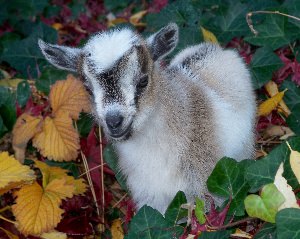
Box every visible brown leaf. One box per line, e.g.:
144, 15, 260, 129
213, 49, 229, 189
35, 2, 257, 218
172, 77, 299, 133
50, 74, 91, 120
12, 113, 43, 162
32, 113, 80, 161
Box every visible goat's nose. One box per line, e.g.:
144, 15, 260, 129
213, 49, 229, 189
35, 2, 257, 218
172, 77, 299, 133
106, 112, 124, 131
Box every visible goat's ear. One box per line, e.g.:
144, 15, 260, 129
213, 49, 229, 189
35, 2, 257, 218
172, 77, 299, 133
146, 23, 178, 61
38, 39, 81, 72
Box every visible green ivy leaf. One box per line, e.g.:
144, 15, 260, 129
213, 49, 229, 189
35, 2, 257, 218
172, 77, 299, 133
44, 160, 80, 178
198, 230, 232, 239
207, 157, 253, 216
244, 13, 297, 50
254, 223, 276, 239
195, 197, 206, 224
280, 79, 300, 112
246, 137, 300, 192
244, 183, 285, 223
0, 86, 16, 131
164, 191, 187, 225
286, 106, 300, 136
16, 80, 31, 107
276, 208, 300, 239
77, 113, 94, 138
104, 0, 133, 11
1, 22, 57, 78
250, 47, 283, 89
0, 115, 8, 138
103, 144, 128, 190
125, 205, 183, 239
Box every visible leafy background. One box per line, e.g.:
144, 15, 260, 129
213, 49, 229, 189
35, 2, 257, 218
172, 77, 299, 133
0, 0, 300, 238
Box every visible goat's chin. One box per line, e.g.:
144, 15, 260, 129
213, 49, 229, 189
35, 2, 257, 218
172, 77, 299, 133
106, 123, 133, 142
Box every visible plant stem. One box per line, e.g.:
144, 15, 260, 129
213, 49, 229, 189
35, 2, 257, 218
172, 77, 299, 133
207, 217, 256, 230
0, 215, 17, 225
246, 10, 300, 36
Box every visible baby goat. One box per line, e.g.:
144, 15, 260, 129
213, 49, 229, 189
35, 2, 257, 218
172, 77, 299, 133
39, 23, 256, 213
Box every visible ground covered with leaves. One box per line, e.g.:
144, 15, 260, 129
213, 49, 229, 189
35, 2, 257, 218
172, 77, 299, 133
0, 0, 300, 238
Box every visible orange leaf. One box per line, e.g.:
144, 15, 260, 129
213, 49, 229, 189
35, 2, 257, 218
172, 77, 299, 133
34, 160, 87, 195
12, 179, 74, 236
12, 113, 43, 162
258, 89, 287, 117
264, 81, 291, 117
0, 152, 35, 195
50, 74, 91, 120
129, 10, 147, 27
32, 113, 80, 161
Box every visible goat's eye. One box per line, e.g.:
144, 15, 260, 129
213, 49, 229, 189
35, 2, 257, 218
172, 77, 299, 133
137, 75, 148, 88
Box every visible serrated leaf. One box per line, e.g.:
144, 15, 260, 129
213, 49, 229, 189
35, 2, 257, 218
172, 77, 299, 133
12, 113, 43, 162
195, 197, 206, 224
207, 158, 252, 216
111, 219, 124, 239
32, 113, 80, 161
34, 160, 86, 195
258, 89, 287, 116
286, 142, 300, 184
276, 208, 300, 239
0, 152, 35, 195
244, 183, 285, 223
274, 163, 299, 210
49, 75, 91, 120
12, 179, 74, 235
250, 47, 283, 89
200, 26, 218, 44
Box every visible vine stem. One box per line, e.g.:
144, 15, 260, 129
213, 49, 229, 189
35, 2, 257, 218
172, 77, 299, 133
0, 206, 10, 213
246, 10, 300, 36
207, 217, 256, 230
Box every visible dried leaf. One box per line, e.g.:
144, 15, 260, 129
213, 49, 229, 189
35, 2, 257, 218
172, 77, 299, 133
286, 142, 300, 184
111, 219, 124, 239
12, 179, 74, 236
34, 160, 87, 195
231, 228, 252, 239
50, 74, 91, 120
41, 231, 67, 239
200, 26, 219, 44
129, 10, 147, 27
12, 113, 43, 162
265, 81, 291, 117
32, 113, 80, 161
0, 227, 19, 239
274, 163, 299, 210
0, 152, 35, 195
263, 125, 293, 139
258, 89, 287, 116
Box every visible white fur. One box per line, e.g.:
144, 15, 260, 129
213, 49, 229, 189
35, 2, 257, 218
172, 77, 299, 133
84, 29, 138, 72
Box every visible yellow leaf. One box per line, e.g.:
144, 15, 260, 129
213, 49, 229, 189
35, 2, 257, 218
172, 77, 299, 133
0, 227, 19, 239
12, 113, 43, 162
12, 179, 74, 236
274, 163, 299, 210
230, 229, 252, 239
0, 79, 24, 89
129, 10, 147, 27
257, 89, 287, 117
287, 142, 300, 184
200, 26, 219, 44
41, 231, 67, 239
264, 81, 291, 117
0, 69, 11, 79
0, 152, 35, 195
108, 18, 128, 27
50, 74, 91, 120
34, 160, 87, 195
111, 219, 124, 239
32, 113, 80, 161
52, 23, 63, 30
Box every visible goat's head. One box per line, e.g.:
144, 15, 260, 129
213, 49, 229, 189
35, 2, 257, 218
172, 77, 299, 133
39, 23, 178, 140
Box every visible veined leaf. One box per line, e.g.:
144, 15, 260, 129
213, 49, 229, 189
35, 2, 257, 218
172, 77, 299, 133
276, 208, 300, 239
32, 113, 80, 162
0, 152, 35, 195
12, 179, 74, 236
50, 74, 91, 120
244, 183, 285, 223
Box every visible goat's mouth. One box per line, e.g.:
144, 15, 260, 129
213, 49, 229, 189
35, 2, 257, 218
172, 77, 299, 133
108, 121, 133, 140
